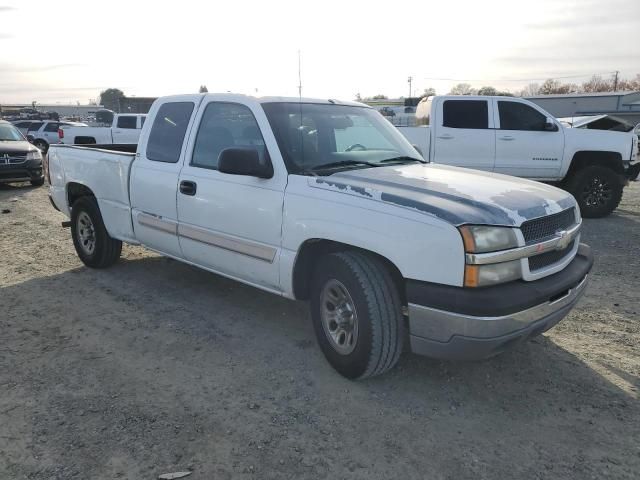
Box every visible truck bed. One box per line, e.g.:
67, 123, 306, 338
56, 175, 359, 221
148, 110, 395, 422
48, 144, 138, 243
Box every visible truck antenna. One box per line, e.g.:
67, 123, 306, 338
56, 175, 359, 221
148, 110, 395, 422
298, 50, 303, 99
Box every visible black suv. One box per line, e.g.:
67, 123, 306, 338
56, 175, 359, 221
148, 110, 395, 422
0, 120, 45, 187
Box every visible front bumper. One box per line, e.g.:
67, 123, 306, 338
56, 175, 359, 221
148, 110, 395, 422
0, 159, 44, 183
407, 244, 593, 360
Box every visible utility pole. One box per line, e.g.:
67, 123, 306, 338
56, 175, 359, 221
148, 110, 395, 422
407, 76, 413, 98
613, 70, 619, 92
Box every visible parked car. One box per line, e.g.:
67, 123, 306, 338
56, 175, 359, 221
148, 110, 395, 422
379, 106, 396, 117
0, 120, 44, 186
48, 93, 593, 379
12, 120, 38, 136
58, 113, 146, 145
398, 96, 639, 217
13, 120, 87, 153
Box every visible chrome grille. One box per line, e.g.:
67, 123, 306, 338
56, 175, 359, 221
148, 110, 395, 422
529, 240, 576, 271
0, 152, 28, 165
520, 208, 576, 244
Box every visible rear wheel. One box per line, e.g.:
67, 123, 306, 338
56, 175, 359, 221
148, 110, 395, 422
33, 139, 48, 153
566, 165, 623, 218
310, 251, 404, 379
71, 196, 122, 268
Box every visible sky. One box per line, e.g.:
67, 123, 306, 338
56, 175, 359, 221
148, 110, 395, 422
0, 0, 639, 105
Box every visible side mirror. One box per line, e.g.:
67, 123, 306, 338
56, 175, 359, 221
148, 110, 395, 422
26, 134, 35, 143
218, 147, 273, 179
544, 118, 559, 132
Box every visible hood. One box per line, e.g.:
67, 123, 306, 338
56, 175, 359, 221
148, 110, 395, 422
0, 140, 38, 153
310, 163, 576, 226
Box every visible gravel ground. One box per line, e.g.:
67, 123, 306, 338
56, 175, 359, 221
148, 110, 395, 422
1, 181, 639, 480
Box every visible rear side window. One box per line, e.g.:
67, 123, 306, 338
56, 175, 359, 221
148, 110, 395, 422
146, 102, 194, 163
498, 101, 547, 131
117, 116, 137, 129
27, 122, 44, 132
442, 100, 488, 129
44, 122, 59, 132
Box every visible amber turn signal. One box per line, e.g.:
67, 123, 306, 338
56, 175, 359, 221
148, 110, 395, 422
464, 265, 479, 288
459, 226, 476, 253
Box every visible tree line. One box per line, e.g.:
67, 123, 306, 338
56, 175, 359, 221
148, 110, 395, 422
361, 73, 640, 101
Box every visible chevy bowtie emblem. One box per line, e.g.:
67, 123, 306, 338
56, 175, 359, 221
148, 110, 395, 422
555, 230, 570, 250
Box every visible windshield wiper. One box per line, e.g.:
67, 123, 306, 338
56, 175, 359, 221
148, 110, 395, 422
378, 156, 427, 164
310, 160, 380, 172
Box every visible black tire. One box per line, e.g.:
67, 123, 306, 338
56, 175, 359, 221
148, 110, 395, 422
565, 165, 623, 218
33, 139, 49, 154
310, 251, 404, 379
30, 177, 45, 187
70, 196, 122, 268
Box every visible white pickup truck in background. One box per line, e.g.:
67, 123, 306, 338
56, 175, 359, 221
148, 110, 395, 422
48, 93, 593, 379
58, 113, 146, 145
398, 96, 639, 218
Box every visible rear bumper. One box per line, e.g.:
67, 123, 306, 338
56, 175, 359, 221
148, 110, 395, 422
407, 244, 593, 360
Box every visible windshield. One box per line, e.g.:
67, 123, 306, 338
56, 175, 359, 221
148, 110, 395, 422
262, 102, 424, 174
0, 123, 25, 141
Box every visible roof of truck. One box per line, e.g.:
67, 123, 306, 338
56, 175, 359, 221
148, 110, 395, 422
154, 93, 370, 108
257, 96, 367, 107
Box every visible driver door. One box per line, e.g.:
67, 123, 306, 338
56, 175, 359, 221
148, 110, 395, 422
493, 99, 564, 179
176, 96, 287, 291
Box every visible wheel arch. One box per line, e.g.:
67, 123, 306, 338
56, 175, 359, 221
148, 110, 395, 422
66, 182, 96, 209
566, 150, 625, 178
291, 238, 406, 305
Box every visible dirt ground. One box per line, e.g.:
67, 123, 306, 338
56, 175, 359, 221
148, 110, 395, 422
1, 180, 639, 480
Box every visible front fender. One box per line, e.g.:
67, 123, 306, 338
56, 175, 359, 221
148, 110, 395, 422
281, 182, 466, 296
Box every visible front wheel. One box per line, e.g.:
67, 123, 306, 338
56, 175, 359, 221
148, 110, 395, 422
70, 196, 122, 268
30, 177, 45, 187
310, 251, 404, 379
566, 165, 623, 218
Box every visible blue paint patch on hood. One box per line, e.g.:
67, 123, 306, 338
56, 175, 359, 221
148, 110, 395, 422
312, 164, 576, 226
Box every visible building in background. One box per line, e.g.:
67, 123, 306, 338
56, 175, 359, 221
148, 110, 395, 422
0, 103, 102, 120
117, 96, 157, 114
526, 91, 640, 127
361, 97, 421, 126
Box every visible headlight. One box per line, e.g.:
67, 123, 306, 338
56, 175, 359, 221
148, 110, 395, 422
459, 225, 521, 287
464, 260, 522, 288
26, 150, 42, 161
458, 225, 519, 253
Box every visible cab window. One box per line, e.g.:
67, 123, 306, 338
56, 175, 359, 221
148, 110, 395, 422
442, 100, 488, 129
498, 101, 547, 131
191, 102, 266, 170
117, 116, 137, 129
146, 102, 195, 163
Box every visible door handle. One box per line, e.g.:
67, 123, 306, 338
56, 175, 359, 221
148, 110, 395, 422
179, 180, 197, 196
437, 134, 453, 140
499, 136, 515, 141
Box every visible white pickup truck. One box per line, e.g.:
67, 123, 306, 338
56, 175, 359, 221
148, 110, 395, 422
48, 93, 593, 379
58, 113, 146, 145
398, 96, 639, 218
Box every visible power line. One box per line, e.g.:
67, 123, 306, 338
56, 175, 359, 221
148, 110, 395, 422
421, 71, 617, 83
